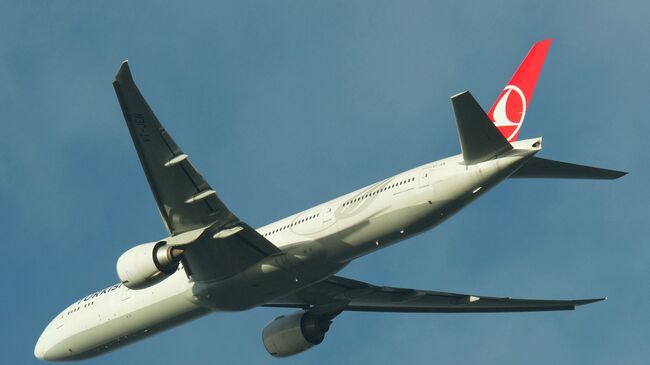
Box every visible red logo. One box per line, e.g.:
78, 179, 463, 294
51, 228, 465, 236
491, 85, 526, 141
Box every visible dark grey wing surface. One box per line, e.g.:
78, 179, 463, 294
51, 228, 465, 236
265, 276, 605, 313
113, 61, 281, 282
181, 221, 280, 282
113, 61, 237, 235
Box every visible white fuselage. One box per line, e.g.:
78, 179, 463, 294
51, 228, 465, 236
34, 138, 541, 361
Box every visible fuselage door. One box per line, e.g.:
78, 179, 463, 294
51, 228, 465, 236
322, 204, 336, 223
120, 285, 131, 302
419, 167, 433, 188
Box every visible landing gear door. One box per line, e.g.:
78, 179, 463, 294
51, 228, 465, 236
419, 167, 433, 188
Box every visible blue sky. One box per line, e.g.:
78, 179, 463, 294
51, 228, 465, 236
1, 1, 648, 364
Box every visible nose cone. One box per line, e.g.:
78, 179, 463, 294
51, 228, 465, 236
34, 333, 70, 362
34, 344, 44, 360
34, 330, 48, 361
34, 335, 67, 362
35, 318, 67, 362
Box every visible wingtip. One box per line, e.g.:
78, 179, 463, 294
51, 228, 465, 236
604, 170, 627, 179
450, 90, 470, 99
114, 59, 133, 83
574, 297, 607, 307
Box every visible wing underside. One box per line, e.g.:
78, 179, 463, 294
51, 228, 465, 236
265, 276, 604, 313
113, 61, 280, 282
181, 221, 280, 282
113, 61, 237, 235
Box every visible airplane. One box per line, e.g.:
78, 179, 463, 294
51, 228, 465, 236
35, 38, 626, 361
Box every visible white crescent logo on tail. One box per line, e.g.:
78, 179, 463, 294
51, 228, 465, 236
493, 85, 526, 141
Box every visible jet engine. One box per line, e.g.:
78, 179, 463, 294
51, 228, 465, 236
262, 310, 336, 357
116, 241, 183, 289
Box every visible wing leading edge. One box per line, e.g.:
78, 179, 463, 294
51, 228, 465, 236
265, 276, 605, 313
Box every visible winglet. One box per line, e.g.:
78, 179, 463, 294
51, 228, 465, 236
452, 91, 512, 164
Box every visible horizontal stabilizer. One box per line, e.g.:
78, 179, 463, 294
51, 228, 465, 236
452, 91, 513, 164
511, 157, 627, 179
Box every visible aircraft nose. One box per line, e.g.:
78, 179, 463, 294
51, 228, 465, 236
34, 327, 58, 361
34, 328, 75, 362
34, 338, 45, 360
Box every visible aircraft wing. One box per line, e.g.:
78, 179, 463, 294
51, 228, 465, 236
113, 60, 238, 235
265, 275, 604, 313
113, 61, 280, 282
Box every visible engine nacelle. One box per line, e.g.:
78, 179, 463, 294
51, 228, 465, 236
262, 310, 333, 357
116, 241, 182, 289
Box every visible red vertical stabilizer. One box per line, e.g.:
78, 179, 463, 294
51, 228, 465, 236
487, 39, 552, 142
